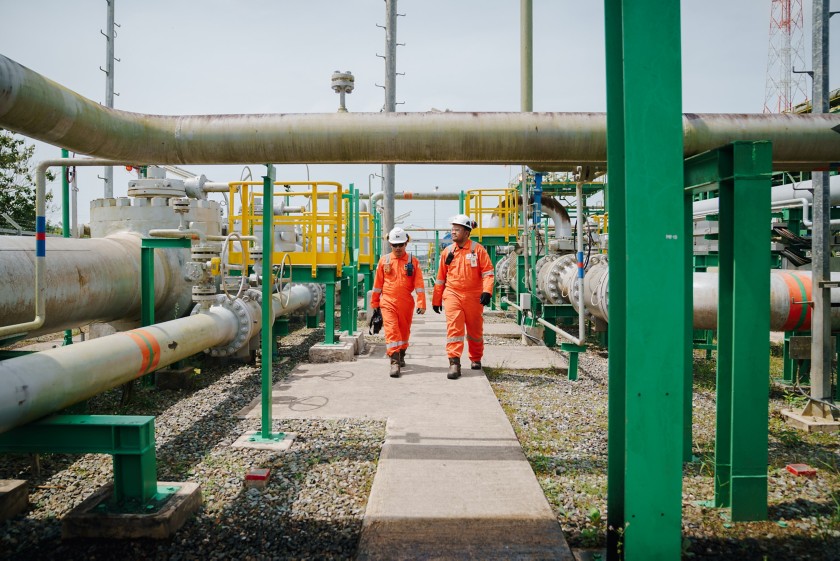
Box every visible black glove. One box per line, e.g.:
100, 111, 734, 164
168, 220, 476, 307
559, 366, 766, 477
432, 305, 441, 314
479, 292, 491, 306
416, 308, 425, 315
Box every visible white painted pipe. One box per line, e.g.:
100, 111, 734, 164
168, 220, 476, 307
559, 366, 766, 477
693, 174, 840, 220
552, 266, 840, 332
0, 232, 188, 338
0, 286, 312, 434
1, 55, 839, 169
0, 157, 141, 339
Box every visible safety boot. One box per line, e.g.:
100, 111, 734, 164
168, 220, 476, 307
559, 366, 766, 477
399, 348, 407, 368
447, 357, 461, 379
389, 354, 401, 378
470, 361, 482, 370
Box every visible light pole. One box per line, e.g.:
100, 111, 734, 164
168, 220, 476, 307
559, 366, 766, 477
433, 186, 439, 266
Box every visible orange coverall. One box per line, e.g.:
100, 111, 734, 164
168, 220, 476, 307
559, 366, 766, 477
432, 240, 495, 362
371, 252, 427, 356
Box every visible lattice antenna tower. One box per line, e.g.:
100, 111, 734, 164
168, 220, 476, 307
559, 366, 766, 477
764, 0, 809, 113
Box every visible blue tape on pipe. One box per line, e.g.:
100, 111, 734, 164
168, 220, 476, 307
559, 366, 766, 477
36, 215, 46, 257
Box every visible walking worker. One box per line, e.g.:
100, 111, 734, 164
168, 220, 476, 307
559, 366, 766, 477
371, 226, 427, 378
431, 214, 494, 379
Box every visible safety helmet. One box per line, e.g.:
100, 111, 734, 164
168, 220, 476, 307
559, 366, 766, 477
450, 214, 476, 230
388, 226, 409, 244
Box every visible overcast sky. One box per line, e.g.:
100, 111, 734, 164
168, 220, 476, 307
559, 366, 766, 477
0, 0, 837, 231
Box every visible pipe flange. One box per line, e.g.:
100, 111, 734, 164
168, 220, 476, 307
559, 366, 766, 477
303, 283, 324, 316
197, 295, 260, 357
192, 285, 217, 303
192, 243, 221, 261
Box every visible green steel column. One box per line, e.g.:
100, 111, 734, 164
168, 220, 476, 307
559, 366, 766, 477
604, 1, 627, 556
684, 189, 694, 462
728, 142, 771, 521
619, 1, 686, 558
714, 157, 734, 508
340, 268, 353, 333
260, 164, 276, 440
325, 282, 336, 344
141, 246, 155, 327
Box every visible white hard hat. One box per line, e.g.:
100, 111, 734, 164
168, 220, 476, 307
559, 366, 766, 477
388, 226, 409, 244
450, 214, 476, 230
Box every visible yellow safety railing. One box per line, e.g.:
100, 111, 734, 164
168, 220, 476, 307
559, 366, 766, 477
227, 181, 345, 278
592, 212, 608, 235
358, 212, 375, 267
464, 188, 519, 242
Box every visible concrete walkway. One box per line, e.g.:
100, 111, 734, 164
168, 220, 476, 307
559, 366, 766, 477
239, 310, 573, 560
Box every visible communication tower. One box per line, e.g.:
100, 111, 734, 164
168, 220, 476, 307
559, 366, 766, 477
763, 0, 809, 113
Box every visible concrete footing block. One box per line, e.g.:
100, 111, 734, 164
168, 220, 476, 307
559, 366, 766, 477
521, 326, 545, 346
339, 330, 366, 355
62, 481, 202, 540
309, 341, 355, 363
0, 479, 28, 522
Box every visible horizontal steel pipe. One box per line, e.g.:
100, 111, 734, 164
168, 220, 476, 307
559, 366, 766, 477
0, 232, 189, 338
0, 307, 239, 433
1, 55, 839, 170
547, 264, 840, 331
0, 288, 312, 434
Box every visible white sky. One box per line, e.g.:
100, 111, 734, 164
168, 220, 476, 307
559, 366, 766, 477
0, 0, 837, 231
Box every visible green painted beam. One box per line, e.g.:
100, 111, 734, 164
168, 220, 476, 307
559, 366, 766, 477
0, 415, 158, 503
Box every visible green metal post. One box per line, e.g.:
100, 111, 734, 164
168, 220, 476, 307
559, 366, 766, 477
610, 1, 686, 558
61, 149, 73, 346
141, 246, 156, 328
728, 142, 771, 521
684, 189, 694, 462
714, 159, 734, 509
604, 1, 627, 555
325, 282, 336, 344
260, 164, 277, 441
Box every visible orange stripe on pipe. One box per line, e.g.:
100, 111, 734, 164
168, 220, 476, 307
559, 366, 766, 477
135, 328, 162, 372
779, 271, 811, 332
403, 191, 413, 199
125, 332, 151, 376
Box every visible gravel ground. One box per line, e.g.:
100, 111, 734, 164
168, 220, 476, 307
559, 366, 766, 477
1, 322, 385, 560
3, 313, 840, 560
486, 338, 840, 561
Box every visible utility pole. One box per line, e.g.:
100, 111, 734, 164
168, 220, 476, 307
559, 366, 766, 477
381, 0, 400, 256
809, 0, 832, 405
101, 0, 117, 198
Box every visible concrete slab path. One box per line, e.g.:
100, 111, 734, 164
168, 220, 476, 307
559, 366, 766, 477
239, 310, 573, 560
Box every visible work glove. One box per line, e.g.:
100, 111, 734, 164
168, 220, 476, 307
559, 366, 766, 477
479, 292, 492, 306
416, 308, 425, 315
432, 305, 441, 314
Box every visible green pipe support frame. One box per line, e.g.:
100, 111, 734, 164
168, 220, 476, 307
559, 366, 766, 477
0, 415, 173, 508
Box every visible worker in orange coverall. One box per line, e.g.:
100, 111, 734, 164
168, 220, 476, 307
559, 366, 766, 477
431, 214, 495, 379
371, 226, 427, 378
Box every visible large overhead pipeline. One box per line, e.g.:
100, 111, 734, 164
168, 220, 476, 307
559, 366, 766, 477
1, 55, 839, 170
0, 285, 315, 435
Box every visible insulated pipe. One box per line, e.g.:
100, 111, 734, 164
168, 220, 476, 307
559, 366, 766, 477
0, 287, 311, 434
369, 191, 462, 202
0, 232, 188, 338
550, 265, 840, 331
0, 157, 135, 339
1, 55, 839, 170
693, 174, 840, 220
